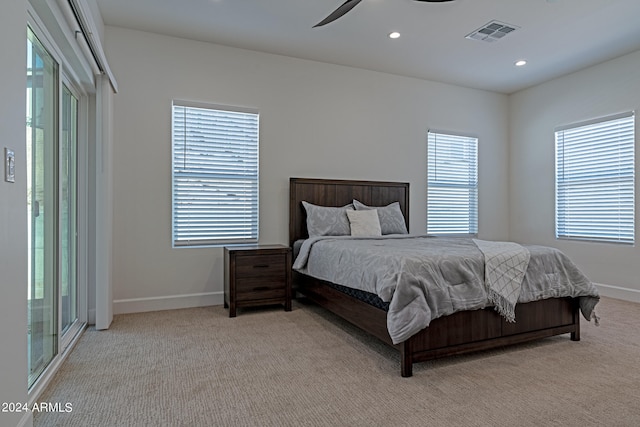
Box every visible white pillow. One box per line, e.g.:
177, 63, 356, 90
346, 209, 382, 237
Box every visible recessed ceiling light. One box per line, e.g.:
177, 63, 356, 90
388, 32, 401, 39
515, 60, 527, 67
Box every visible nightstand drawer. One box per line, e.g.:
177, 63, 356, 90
236, 281, 286, 302
236, 276, 286, 293
235, 254, 286, 278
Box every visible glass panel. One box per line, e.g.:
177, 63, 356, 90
555, 113, 635, 244
172, 103, 259, 246
427, 131, 478, 235
60, 85, 78, 335
27, 28, 58, 388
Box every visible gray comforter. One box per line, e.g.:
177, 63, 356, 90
293, 235, 600, 344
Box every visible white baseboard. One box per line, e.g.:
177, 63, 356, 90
113, 292, 223, 315
107, 284, 638, 317
594, 283, 640, 303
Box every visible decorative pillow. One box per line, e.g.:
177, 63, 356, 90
302, 201, 354, 237
346, 209, 382, 237
353, 200, 408, 235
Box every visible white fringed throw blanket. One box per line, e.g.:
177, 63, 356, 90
473, 239, 531, 322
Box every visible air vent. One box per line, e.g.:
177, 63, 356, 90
465, 20, 519, 43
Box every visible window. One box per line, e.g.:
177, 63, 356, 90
172, 101, 259, 246
427, 130, 478, 235
555, 112, 635, 244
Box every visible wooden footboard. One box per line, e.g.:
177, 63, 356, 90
297, 273, 580, 377
399, 297, 580, 377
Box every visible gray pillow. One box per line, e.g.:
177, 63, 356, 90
353, 200, 408, 234
302, 201, 354, 237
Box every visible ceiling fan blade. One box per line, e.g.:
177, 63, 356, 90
314, 0, 363, 28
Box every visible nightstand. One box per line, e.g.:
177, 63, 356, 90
223, 244, 292, 317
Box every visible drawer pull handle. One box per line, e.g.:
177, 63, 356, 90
253, 264, 270, 269
253, 286, 270, 291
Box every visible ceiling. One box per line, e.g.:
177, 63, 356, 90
95, 0, 640, 94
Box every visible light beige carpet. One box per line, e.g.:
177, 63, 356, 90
35, 296, 640, 427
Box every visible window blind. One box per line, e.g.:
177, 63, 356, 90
555, 112, 635, 244
172, 102, 259, 246
427, 131, 478, 235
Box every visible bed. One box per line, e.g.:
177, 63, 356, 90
289, 177, 600, 377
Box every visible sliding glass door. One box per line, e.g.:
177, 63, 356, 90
27, 27, 58, 388
27, 27, 82, 389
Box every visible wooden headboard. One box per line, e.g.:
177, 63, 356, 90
289, 178, 410, 246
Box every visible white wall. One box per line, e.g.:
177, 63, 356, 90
103, 27, 510, 313
0, 1, 31, 426
509, 49, 640, 302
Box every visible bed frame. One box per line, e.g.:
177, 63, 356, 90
289, 177, 581, 377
